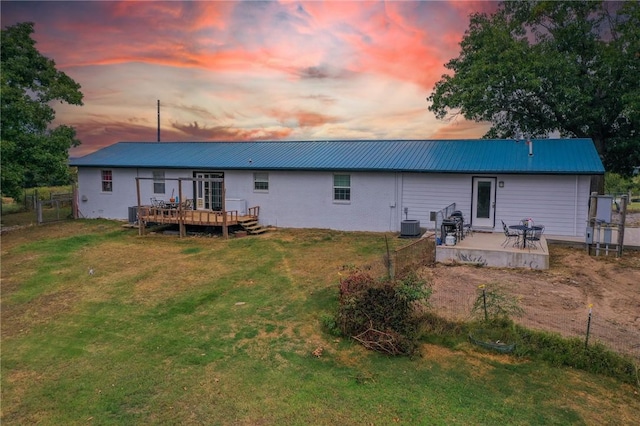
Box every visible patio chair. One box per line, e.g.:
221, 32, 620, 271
521, 218, 534, 228
526, 225, 545, 252
181, 198, 194, 210
501, 220, 520, 247
463, 223, 473, 237
150, 197, 166, 213
450, 211, 465, 241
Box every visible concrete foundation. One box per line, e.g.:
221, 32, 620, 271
435, 232, 549, 270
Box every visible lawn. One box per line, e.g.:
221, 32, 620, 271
1, 220, 639, 425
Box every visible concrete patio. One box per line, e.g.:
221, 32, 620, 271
435, 231, 549, 269
433, 221, 639, 270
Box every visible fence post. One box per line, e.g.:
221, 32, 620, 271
384, 235, 392, 280
617, 195, 627, 258
585, 304, 593, 349
482, 287, 488, 321
37, 200, 43, 224
587, 192, 598, 255
72, 184, 78, 219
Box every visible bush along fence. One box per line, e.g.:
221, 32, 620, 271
329, 268, 638, 384
332, 268, 432, 356
429, 282, 640, 364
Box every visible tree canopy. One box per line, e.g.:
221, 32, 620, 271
1, 22, 83, 199
428, 1, 639, 175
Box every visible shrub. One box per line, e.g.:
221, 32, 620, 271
514, 326, 638, 385
319, 313, 341, 337
471, 283, 524, 322
335, 270, 431, 356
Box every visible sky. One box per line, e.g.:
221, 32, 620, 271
1, 0, 498, 156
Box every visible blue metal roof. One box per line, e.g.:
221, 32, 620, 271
69, 139, 604, 174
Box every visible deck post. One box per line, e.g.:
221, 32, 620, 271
136, 178, 144, 236
178, 179, 185, 237
222, 186, 228, 239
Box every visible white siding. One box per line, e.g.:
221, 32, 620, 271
400, 173, 591, 237
77, 168, 400, 232
228, 170, 399, 232
401, 173, 473, 229
76, 166, 592, 237
76, 168, 194, 219
495, 174, 590, 237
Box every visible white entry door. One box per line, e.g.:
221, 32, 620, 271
471, 177, 496, 228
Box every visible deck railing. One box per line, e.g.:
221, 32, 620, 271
137, 205, 259, 228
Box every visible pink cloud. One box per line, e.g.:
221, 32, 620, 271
3, 0, 500, 156
268, 108, 339, 128
170, 121, 294, 141
19, 1, 479, 90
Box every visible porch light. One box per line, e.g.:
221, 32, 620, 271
499, 181, 504, 188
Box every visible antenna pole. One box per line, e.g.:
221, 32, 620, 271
157, 100, 160, 142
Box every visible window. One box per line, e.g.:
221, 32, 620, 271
153, 171, 165, 194
254, 172, 269, 191
333, 174, 350, 201
101, 170, 113, 192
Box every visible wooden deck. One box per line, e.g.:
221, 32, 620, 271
137, 205, 260, 238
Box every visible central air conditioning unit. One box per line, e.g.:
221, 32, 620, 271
400, 220, 421, 237
128, 206, 138, 224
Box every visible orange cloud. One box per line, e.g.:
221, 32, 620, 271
3, 0, 501, 156
429, 119, 491, 139
268, 108, 339, 129
170, 121, 294, 142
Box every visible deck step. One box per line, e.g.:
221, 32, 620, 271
248, 227, 269, 234
239, 219, 269, 235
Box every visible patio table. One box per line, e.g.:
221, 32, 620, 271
509, 225, 529, 248
509, 225, 543, 249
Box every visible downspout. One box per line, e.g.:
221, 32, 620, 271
398, 173, 404, 232
389, 173, 396, 231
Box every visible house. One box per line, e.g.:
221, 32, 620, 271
69, 139, 604, 237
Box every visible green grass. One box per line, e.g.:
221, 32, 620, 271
22, 185, 73, 201
1, 202, 26, 214
2, 221, 639, 425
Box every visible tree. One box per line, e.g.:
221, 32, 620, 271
1, 22, 83, 199
428, 1, 639, 177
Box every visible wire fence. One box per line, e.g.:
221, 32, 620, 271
394, 234, 436, 277
383, 237, 640, 361
429, 283, 640, 361
36, 198, 73, 224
